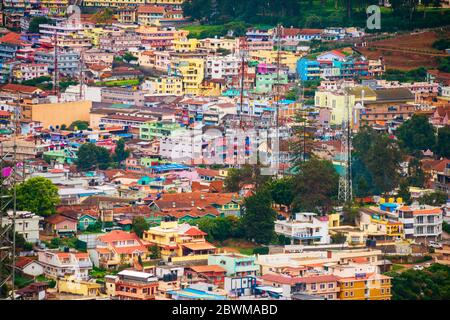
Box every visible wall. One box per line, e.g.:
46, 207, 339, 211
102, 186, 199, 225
31, 100, 92, 129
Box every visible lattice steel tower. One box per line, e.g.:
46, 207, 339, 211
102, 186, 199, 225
338, 94, 352, 204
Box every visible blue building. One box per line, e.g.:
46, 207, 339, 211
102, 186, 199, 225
297, 58, 321, 81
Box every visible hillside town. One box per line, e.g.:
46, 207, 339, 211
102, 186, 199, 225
0, 0, 450, 301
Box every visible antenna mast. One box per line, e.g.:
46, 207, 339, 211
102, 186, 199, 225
338, 94, 352, 204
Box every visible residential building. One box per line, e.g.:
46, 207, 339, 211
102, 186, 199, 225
185, 265, 227, 286
151, 75, 183, 95
208, 253, 259, 277
34, 49, 80, 77
44, 214, 78, 237
255, 72, 289, 94
171, 58, 205, 95
12, 63, 49, 82
139, 121, 181, 140
143, 220, 218, 264
114, 270, 159, 300
89, 230, 149, 269
274, 212, 330, 245
15, 257, 44, 277
337, 272, 391, 300
37, 251, 93, 280
137, 5, 165, 26
57, 278, 103, 297
1, 210, 43, 243
99, 31, 141, 53
397, 205, 443, 241
205, 55, 240, 80
101, 87, 145, 107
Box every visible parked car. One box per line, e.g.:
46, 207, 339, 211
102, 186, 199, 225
413, 265, 424, 271
429, 241, 442, 249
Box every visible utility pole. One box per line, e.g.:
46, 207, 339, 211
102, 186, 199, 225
53, 32, 59, 102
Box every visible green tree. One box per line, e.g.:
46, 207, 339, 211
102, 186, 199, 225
353, 127, 403, 195
69, 120, 89, 131
149, 245, 161, 259
407, 157, 425, 187
396, 115, 436, 154
418, 191, 447, 206
331, 232, 347, 244
28, 16, 53, 33
397, 179, 412, 205
266, 177, 294, 211
132, 216, 149, 238
76, 143, 111, 171
241, 188, 276, 244
112, 138, 130, 165
14, 177, 60, 216
122, 52, 138, 64
292, 158, 339, 215
434, 126, 450, 158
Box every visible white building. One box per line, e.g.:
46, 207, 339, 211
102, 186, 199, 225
274, 212, 330, 245
37, 250, 93, 280
205, 55, 240, 80
1, 210, 43, 243
396, 205, 443, 241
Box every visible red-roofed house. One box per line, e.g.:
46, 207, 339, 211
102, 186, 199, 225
137, 5, 166, 25
37, 250, 93, 280
44, 214, 78, 237
185, 264, 227, 286
15, 257, 44, 277
89, 230, 149, 269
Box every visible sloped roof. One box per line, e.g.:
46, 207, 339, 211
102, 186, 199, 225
374, 88, 414, 101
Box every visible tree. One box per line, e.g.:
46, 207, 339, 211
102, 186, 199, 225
76, 143, 111, 171
407, 157, 425, 188
150, 245, 161, 259
112, 138, 130, 165
331, 233, 347, 244
396, 115, 436, 154
397, 179, 412, 205
292, 158, 339, 215
132, 216, 149, 238
387, 264, 450, 300
353, 127, 403, 195
342, 205, 359, 226
241, 188, 276, 244
69, 120, 89, 131
266, 177, 294, 211
418, 191, 447, 206
224, 165, 269, 192
434, 126, 450, 158
14, 177, 60, 216
290, 109, 317, 168
122, 52, 138, 64
28, 16, 53, 33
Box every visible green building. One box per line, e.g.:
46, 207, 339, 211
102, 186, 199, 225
139, 122, 181, 140
255, 72, 288, 94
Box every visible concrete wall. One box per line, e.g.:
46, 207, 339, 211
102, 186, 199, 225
31, 100, 92, 129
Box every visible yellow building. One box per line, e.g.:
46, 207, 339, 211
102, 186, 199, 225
338, 274, 391, 300
250, 50, 302, 73
26, 100, 92, 129
57, 277, 103, 297
172, 58, 205, 96
314, 86, 377, 126
152, 75, 183, 96
173, 38, 200, 53
83, 28, 106, 47
143, 221, 217, 263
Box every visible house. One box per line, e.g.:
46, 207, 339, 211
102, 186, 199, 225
397, 205, 443, 242
274, 212, 330, 245
78, 213, 98, 231
258, 273, 340, 300
337, 272, 391, 300
16, 282, 49, 300
207, 253, 259, 277
1, 210, 43, 243
185, 265, 227, 286
37, 251, 93, 280
143, 220, 217, 264
44, 214, 78, 237
114, 270, 159, 300
15, 257, 44, 277
57, 277, 103, 297
89, 230, 149, 269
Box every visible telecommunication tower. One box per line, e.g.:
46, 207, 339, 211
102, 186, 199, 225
338, 94, 352, 204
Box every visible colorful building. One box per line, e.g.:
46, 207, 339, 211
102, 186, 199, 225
143, 220, 218, 263
207, 253, 259, 277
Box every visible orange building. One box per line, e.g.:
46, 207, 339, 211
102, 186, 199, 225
115, 270, 159, 300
